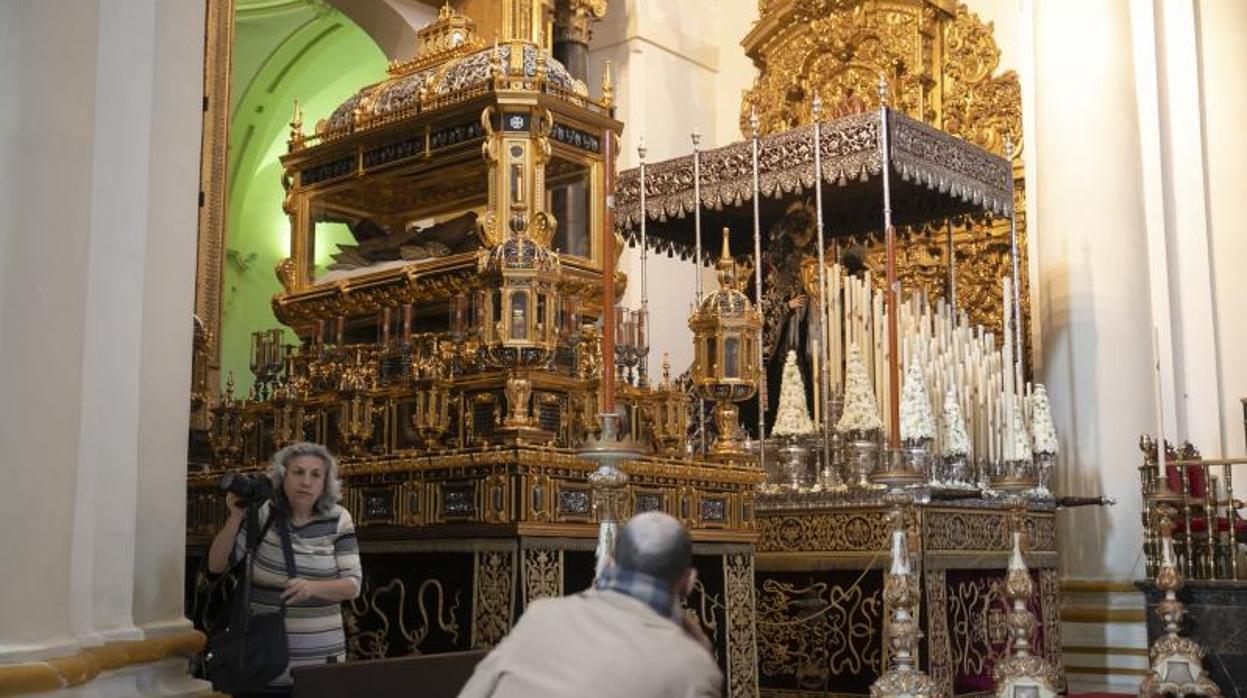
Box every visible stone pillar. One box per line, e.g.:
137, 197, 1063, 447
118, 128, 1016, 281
0, 0, 207, 694
1030, 0, 1151, 582
552, 0, 604, 81
1026, 0, 1153, 691
1199, 1, 1247, 452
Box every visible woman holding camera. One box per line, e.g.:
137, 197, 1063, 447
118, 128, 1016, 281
207, 442, 363, 697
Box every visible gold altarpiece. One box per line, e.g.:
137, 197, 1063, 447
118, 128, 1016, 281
741, 0, 1029, 366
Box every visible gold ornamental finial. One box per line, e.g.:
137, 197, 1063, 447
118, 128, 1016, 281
715, 227, 738, 291
661, 352, 672, 387
288, 99, 305, 151
489, 34, 502, 81
601, 60, 614, 108
535, 49, 548, 83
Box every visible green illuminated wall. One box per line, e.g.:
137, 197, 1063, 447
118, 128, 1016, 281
221, 6, 385, 392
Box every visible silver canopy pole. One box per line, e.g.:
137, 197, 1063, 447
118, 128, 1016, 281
812, 94, 832, 476
692, 129, 703, 303
1005, 137, 1022, 377
638, 138, 649, 387
751, 108, 767, 472
692, 129, 706, 456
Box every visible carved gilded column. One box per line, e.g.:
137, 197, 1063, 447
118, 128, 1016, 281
472, 548, 517, 649
521, 546, 564, 604
724, 552, 760, 698
193, 0, 234, 425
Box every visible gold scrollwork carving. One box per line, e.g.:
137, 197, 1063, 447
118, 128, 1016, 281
924, 569, 955, 697
758, 511, 892, 553
345, 577, 461, 660
685, 578, 724, 651
194, 0, 234, 384
946, 573, 1046, 680
756, 577, 883, 689
472, 550, 515, 649
1038, 569, 1066, 690
924, 511, 1057, 553
522, 547, 563, 603
725, 553, 760, 698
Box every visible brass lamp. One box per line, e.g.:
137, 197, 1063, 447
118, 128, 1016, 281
688, 228, 761, 464
475, 232, 563, 369
650, 354, 690, 457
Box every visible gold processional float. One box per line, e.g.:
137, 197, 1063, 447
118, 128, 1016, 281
187, 2, 1113, 696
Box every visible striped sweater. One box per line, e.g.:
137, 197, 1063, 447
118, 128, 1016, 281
232, 501, 363, 686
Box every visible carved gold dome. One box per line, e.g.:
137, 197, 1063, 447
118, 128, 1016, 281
321, 43, 587, 135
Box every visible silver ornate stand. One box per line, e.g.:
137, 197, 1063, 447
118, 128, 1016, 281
993, 507, 1061, 698
871, 489, 935, 698
1031, 451, 1056, 500
778, 437, 812, 489
1138, 500, 1222, 698
846, 434, 883, 490
939, 453, 976, 490
579, 412, 646, 578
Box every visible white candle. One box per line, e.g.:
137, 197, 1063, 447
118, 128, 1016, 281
812, 338, 821, 426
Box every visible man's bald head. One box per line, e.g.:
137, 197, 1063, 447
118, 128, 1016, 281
614, 512, 693, 586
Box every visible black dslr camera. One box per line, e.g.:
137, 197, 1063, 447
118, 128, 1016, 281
217, 473, 273, 509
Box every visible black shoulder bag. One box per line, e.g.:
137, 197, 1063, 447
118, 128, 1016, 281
195, 507, 300, 694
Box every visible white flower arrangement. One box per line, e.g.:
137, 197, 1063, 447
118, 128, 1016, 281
772, 350, 816, 437
940, 386, 970, 458
1030, 384, 1058, 456
899, 360, 936, 443
835, 344, 883, 434
1010, 394, 1032, 461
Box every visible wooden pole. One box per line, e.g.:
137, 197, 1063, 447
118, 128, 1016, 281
602, 127, 617, 414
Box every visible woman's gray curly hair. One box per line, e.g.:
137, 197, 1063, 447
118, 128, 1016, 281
267, 442, 342, 517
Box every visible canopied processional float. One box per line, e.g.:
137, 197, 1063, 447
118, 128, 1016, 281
187, 3, 1102, 696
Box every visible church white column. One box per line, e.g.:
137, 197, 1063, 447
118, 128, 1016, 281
70, 0, 160, 644
1198, 0, 1247, 454
1027, 1, 1155, 689
1029, 0, 1152, 580
0, 0, 101, 661
0, 2, 207, 694
131, 0, 210, 636
1132, 0, 1224, 455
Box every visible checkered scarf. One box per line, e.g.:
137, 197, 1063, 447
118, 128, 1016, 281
594, 567, 675, 620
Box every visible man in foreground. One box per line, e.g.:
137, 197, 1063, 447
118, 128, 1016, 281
458, 511, 722, 698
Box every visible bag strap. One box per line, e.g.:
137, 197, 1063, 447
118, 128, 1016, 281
193, 508, 279, 632
275, 514, 299, 613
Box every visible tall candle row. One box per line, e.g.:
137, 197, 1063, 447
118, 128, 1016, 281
805, 259, 1041, 470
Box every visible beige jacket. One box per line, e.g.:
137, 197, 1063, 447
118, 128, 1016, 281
458, 589, 723, 698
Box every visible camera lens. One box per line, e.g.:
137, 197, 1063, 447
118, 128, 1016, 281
217, 473, 238, 492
